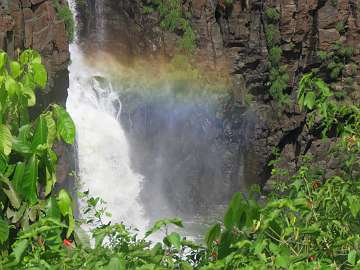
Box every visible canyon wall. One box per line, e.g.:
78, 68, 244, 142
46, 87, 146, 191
77, 0, 360, 191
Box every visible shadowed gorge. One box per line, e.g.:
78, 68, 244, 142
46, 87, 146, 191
67, 0, 258, 238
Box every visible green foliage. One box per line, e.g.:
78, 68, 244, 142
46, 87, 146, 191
264, 7, 290, 105
317, 42, 355, 81
265, 24, 281, 48
265, 7, 280, 22
144, 0, 196, 53
336, 21, 345, 34
269, 46, 282, 65
52, 0, 75, 42
0, 50, 76, 259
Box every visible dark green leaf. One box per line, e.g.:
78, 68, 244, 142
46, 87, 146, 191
31, 115, 48, 150
205, 223, 221, 249
0, 217, 9, 244
22, 155, 39, 205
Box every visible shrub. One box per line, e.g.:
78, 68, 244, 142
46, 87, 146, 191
265, 7, 280, 22
53, 0, 75, 42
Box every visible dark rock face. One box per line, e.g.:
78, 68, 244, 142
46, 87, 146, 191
77, 0, 360, 189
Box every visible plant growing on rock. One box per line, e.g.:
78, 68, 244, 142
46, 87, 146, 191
143, 0, 196, 53
264, 6, 290, 106
52, 0, 75, 42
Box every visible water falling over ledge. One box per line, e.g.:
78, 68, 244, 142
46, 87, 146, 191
66, 44, 148, 232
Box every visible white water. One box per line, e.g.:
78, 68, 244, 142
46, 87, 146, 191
66, 1, 148, 231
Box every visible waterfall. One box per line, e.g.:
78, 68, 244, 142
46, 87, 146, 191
66, 1, 148, 231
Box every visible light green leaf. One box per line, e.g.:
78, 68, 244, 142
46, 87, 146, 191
32, 63, 47, 89
180, 262, 193, 270
57, 189, 72, 217
348, 195, 360, 218
304, 91, 316, 110
44, 113, 56, 146
11, 239, 29, 264
0, 52, 7, 69
0, 124, 12, 156
53, 105, 75, 144
348, 250, 357, 266
12, 138, 32, 154
0, 217, 9, 244
5, 76, 18, 96
164, 232, 181, 250
66, 210, 75, 239
145, 218, 183, 238
22, 86, 36, 107
10, 61, 21, 78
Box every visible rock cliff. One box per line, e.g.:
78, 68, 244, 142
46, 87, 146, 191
76, 0, 360, 191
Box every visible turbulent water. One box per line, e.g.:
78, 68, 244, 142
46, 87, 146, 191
66, 0, 148, 231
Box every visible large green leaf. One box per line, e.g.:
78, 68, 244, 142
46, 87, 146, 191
348, 195, 360, 218
22, 85, 36, 107
31, 115, 48, 150
10, 61, 21, 79
5, 76, 18, 96
2, 239, 29, 268
57, 189, 72, 216
1, 176, 21, 209
53, 105, 75, 144
44, 113, 56, 147
13, 162, 25, 197
12, 137, 32, 154
0, 217, 9, 244
0, 124, 12, 156
224, 192, 246, 230
304, 91, 316, 110
22, 155, 39, 205
205, 223, 221, 249
164, 232, 181, 250
32, 63, 47, 89
0, 52, 6, 70
145, 218, 183, 238
57, 189, 74, 237
46, 196, 61, 220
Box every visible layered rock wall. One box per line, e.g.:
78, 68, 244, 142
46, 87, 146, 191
76, 0, 360, 188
